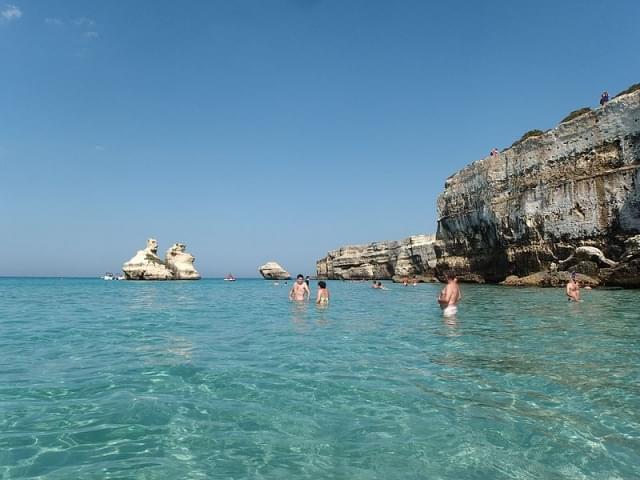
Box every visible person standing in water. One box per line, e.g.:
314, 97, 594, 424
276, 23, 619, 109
316, 281, 330, 305
289, 274, 311, 302
438, 271, 461, 316
305, 275, 310, 287
566, 272, 580, 302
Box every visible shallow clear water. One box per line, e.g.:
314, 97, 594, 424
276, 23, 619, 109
0, 278, 639, 479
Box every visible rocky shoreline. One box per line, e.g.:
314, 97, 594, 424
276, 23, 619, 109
317, 85, 640, 287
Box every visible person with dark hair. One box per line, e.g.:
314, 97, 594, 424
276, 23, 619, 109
371, 280, 379, 289
600, 91, 609, 106
305, 275, 310, 287
316, 281, 330, 305
438, 271, 461, 316
566, 271, 580, 302
289, 274, 310, 301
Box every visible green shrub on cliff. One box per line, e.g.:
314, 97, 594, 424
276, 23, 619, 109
560, 107, 592, 124
614, 83, 640, 99
512, 129, 545, 147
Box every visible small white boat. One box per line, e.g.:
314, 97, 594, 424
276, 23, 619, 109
224, 274, 236, 282
103, 272, 115, 281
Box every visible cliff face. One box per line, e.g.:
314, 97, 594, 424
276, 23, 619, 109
436, 88, 640, 282
316, 235, 437, 281
317, 86, 640, 285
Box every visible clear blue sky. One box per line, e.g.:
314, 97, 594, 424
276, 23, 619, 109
2, 0, 639, 277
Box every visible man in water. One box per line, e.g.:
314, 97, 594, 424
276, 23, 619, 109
438, 271, 461, 316
289, 274, 310, 302
566, 272, 580, 302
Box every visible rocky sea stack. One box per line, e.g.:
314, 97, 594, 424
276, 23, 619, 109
122, 239, 201, 280
317, 84, 640, 287
259, 262, 291, 280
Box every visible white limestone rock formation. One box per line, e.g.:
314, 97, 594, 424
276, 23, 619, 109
122, 239, 174, 280
435, 86, 640, 283
259, 262, 291, 280
165, 243, 201, 280
316, 235, 437, 281
558, 246, 618, 268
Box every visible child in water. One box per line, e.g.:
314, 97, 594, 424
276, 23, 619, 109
316, 281, 330, 305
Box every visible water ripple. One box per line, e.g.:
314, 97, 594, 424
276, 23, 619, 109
0, 278, 638, 479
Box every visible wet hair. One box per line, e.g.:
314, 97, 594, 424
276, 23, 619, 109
445, 271, 457, 280
318, 281, 326, 289
377, 281, 382, 286
296, 274, 304, 280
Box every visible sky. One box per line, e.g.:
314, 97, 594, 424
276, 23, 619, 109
1, 0, 639, 277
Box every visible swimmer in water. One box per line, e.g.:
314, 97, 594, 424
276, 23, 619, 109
316, 280, 330, 305
438, 271, 461, 316
289, 274, 310, 302
566, 272, 580, 302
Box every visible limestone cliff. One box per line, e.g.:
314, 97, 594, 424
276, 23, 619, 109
436, 87, 640, 283
317, 85, 640, 286
316, 235, 437, 281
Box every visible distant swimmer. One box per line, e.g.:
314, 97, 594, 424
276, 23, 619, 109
305, 275, 311, 287
316, 281, 330, 305
566, 272, 580, 302
289, 274, 310, 302
438, 271, 461, 316
372, 280, 380, 289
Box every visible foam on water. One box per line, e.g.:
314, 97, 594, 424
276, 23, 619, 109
0, 278, 639, 479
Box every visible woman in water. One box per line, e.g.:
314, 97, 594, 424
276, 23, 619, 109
316, 281, 330, 305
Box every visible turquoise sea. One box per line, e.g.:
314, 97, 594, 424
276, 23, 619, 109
0, 278, 639, 479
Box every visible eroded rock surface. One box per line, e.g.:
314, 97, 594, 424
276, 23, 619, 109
122, 239, 174, 280
315, 87, 640, 287
165, 243, 201, 280
436, 88, 640, 284
259, 262, 291, 280
500, 271, 599, 288
316, 235, 437, 280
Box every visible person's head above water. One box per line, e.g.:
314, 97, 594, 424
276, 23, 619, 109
571, 271, 577, 282
296, 274, 304, 280
318, 281, 326, 289
445, 271, 457, 281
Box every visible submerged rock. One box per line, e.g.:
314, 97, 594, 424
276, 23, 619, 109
122, 239, 174, 280
165, 243, 201, 280
259, 262, 291, 280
